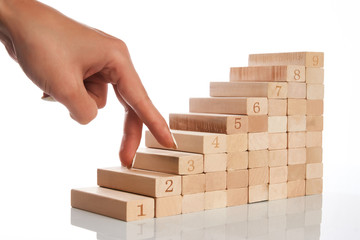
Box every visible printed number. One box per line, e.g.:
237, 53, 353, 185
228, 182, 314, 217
253, 102, 260, 113
212, 136, 220, 148
187, 160, 195, 172
234, 118, 242, 129
275, 86, 282, 96
313, 56, 319, 66
165, 179, 174, 192
294, 69, 301, 81
137, 204, 146, 216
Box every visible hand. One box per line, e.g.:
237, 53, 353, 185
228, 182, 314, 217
0, 0, 177, 167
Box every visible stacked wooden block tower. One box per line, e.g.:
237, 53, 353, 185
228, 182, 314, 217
71, 52, 324, 222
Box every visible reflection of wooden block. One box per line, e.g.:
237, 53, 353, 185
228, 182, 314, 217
182, 174, 206, 194
227, 169, 249, 189
288, 180, 306, 198
269, 166, 288, 183
306, 116, 323, 131
97, 167, 181, 197
306, 132, 322, 147
306, 147, 322, 163
268, 133, 287, 150
288, 99, 306, 115
287, 83, 306, 98
249, 150, 269, 168
182, 193, 205, 214
249, 185, 269, 203
206, 172, 227, 191
248, 52, 324, 67
268, 116, 287, 133
227, 188, 248, 206
288, 148, 306, 165
133, 148, 203, 175
145, 130, 227, 154
269, 183, 287, 200
204, 190, 227, 210
268, 99, 287, 116
306, 68, 324, 83
288, 132, 306, 148
306, 163, 323, 179
306, 179, 323, 195
227, 134, 247, 152
71, 187, 154, 222
204, 153, 227, 172
248, 115, 269, 132
248, 132, 269, 150
288, 164, 306, 181
288, 115, 306, 132
249, 167, 269, 186
227, 152, 248, 170
189, 97, 268, 115
155, 195, 182, 218
307, 84, 324, 100
307, 100, 323, 116
269, 149, 287, 167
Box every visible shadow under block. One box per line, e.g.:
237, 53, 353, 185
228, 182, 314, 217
249, 150, 268, 168
248, 52, 324, 68
306, 163, 323, 179
145, 130, 227, 154
306, 68, 324, 84
210, 82, 287, 99
230, 65, 306, 82
307, 100, 323, 116
249, 184, 269, 203
133, 148, 203, 175
182, 174, 206, 194
268, 116, 287, 133
288, 115, 306, 132
249, 167, 269, 186
227, 169, 249, 189
269, 149, 287, 167
288, 180, 306, 198
248, 132, 269, 151
227, 188, 248, 206
227, 151, 248, 170
307, 84, 324, 100
71, 187, 154, 222
306, 116, 323, 131
268, 133, 287, 150
204, 153, 227, 172
269, 183, 287, 200
189, 97, 268, 115
182, 193, 205, 214
288, 164, 306, 181
227, 134, 247, 152
206, 171, 227, 191
306, 132, 322, 147
155, 195, 182, 218
248, 115, 268, 132
268, 99, 287, 116
288, 132, 306, 148
306, 179, 323, 195
204, 190, 227, 210
97, 167, 181, 198
288, 148, 306, 165
169, 113, 248, 134
306, 147, 322, 163
288, 83, 307, 98
269, 166, 288, 184
288, 99, 307, 115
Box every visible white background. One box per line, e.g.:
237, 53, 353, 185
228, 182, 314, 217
0, 0, 359, 239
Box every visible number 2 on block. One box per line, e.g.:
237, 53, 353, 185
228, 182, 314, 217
212, 136, 220, 148
165, 180, 174, 192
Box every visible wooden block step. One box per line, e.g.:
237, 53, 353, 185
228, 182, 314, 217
249, 167, 269, 186
307, 100, 323, 116
287, 180, 306, 198
248, 52, 324, 67
269, 183, 287, 201
288, 82, 306, 98
306, 68, 324, 83
288, 148, 306, 165
288, 132, 306, 148
268, 116, 287, 133
248, 132, 269, 151
306, 147, 322, 163
155, 195, 182, 218
268, 99, 287, 116
71, 187, 154, 222
204, 190, 227, 210
248, 150, 268, 169
288, 115, 306, 132
268, 133, 287, 150
307, 84, 324, 100
204, 153, 227, 172
288, 99, 306, 115
227, 188, 248, 206
306, 132, 322, 147
182, 174, 206, 195
97, 167, 181, 198
182, 193, 205, 214
227, 134, 247, 152
227, 152, 248, 170
306, 116, 323, 131
249, 184, 269, 203
306, 163, 323, 179
269, 149, 287, 167
288, 164, 306, 181
306, 179, 323, 195
206, 171, 227, 191
269, 166, 288, 184
227, 169, 249, 189
248, 115, 269, 133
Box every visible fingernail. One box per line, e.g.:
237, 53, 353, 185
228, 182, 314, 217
171, 133, 178, 149
41, 93, 56, 102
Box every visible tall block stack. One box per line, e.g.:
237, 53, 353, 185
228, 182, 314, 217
71, 51, 324, 222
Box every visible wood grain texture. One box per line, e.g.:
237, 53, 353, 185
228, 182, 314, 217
206, 171, 227, 191
204, 190, 227, 210
288, 164, 306, 181
306, 163, 323, 179
288, 148, 306, 165
182, 174, 206, 195
249, 167, 269, 186
306, 132, 322, 147
287, 180, 306, 198
182, 193, 204, 214
288, 115, 306, 132
268, 99, 287, 116
155, 195, 182, 218
269, 149, 288, 167
249, 184, 269, 203
306, 147, 322, 163
248, 115, 269, 132
306, 68, 324, 83
306, 100, 323, 116
288, 99, 307, 115
268, 133, 287, 150
268, 116, 287, 133
248, 132, 269, 151
306, 179, 323, 195
227, 169, 249, 189
227, 134, 247, 152
248, 150, 268, 169
227, 188, 248, 206
306, 116, 323, 131
307, 84, 324, 100
288, 132, 306, 148
227, 151, 248, 170
269, 183, 287, 200
288, 83, 307, 99
248, 52, 324, 67
204, 153, 227, 172
269, 166, 288, 184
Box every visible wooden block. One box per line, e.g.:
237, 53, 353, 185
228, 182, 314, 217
249, 167, 269, 186
133, 148, 203, 175
306, 163, 323, 179
182, 193, 205, 214
288, 82, 306, 98
268, 116, 287, 133
288, 132, 306, 148
227, 134, 247, 152
288, 164, 306, 181
230, 65, 306, 82
306, 132, 322, 147
227, 188, 248, 206
306, 68, 324, 83
269, 183, 287, 200
204, 190, 227, 210
288, 99, 306, 115
248, 115, 268, 132
248, 132, 268, 150
287, 180, 306, 198
288, 148, 306, 165
227, 152, 248, 170
306, 179, 323, 195
268, 99, 287, 116
306, 100, 323, 116
248, 52, 324, 67
306, 116, 323, 131
155, 195, 182, 218
71, 187, 154, 222
227, 169, 249, 189
145, 130, 226, 154
248, 150, 268, 168
249, 184, 269, 203
269, 149, 287, 167
307, 84, 324, 100
97, 167, 181, 198
189, 97, 268, 115
306, 147, 322, 163
206, 171, 227, 191
182, 174, 206, 195
269, 166, 288, 184
288, 115, 306, 132
268, 133, 287, 150
204, 153, 227, 172
210, 82, 287, 99
169, 113, 248, 134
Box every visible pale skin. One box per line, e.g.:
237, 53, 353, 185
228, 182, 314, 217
0, 0, 177, 167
